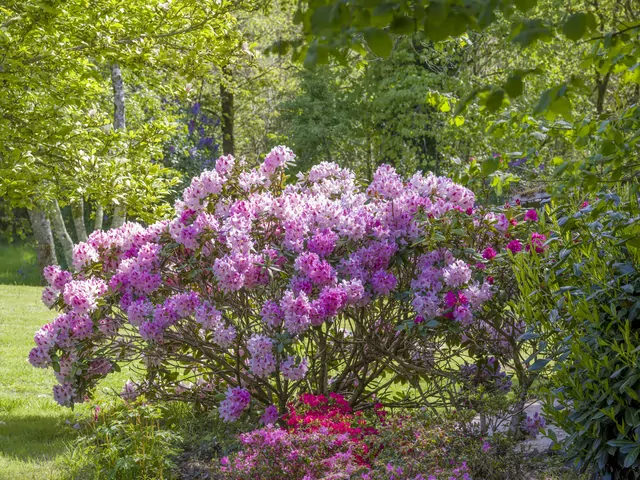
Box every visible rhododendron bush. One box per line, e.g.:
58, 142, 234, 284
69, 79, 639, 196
29, 146, 547, 419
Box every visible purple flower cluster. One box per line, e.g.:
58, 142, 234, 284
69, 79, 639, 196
248, 335, 276, 378
523, 411, 546, 438
281, 356, 309, 381
219, 387, 251, 422
259, 404, 279, 425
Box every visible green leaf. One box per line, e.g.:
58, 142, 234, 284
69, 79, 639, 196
454, 89, 480, 115
562, 13, 597, 41
534, 88, 553, 115
625, 445, 640, 468
447, 13, 469, 37
364, 28, 393, 58
529, 358, 551, 371
389, 16, 414, 34
425, 1, 448, 25
304, 44, 319, 69
550, 96, 573, 120
485, 89, 505, 112
482, 156, 501, 175
514, 0, 538, 12
438, 99, 451, 112
512, 20, 552, 48
608, 439, 636, 447
625, 237, 640, 249
310, 6, 334, 31
504, 74, 524, 98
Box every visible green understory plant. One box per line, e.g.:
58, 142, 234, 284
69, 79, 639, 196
64, 398, 183, 480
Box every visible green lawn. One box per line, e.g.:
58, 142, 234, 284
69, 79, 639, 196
0, 243, 41, 286
0, 285, 133, 480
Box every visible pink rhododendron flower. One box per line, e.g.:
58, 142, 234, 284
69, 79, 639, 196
260, 404, 279, 425
219, 387, 251, 422
524, 209, 538, 222
506, 239, 523, 253
482, 247, 497, 260
281, 356, 309, 381
526, 232, 547, 254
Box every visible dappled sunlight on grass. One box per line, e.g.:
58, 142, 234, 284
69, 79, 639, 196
0, 285, 134, 479
0, 243, 41, 286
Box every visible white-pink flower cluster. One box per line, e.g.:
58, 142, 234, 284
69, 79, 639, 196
219, 387, 251, 422
247, 335, 276, 378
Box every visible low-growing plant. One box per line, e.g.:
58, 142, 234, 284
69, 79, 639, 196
211, 393, 378, 479
212, 396, 537, 480
367, 410, 530, 480
63, 398, 182, 480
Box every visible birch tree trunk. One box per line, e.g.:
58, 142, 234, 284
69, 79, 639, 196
28, 207, 57, 280
94, 204, 104, 231
71, 198, 88, 243
49, 199, 75, 269
110, 62, 127, 229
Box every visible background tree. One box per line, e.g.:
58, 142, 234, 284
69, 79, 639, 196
0, 0, 261, 273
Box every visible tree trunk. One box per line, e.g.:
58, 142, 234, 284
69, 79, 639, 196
110, 62, 127, 228
220, 66, 235, 155
595, 71, 611, 115
110, 206, 126, 229
94, 204, 104, 231
111, 63, 126, 130
71, 199, 88, 243
28, 207, 57, 281
49, 199, 75, 270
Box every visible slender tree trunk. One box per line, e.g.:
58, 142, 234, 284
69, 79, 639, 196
319, 331, 328, 395
110, 62, 127, 228
94, 204, 104, 231
595, 71, 611, 115
220, 66, 235, 155
28, 207, 57, 281
49, 199, 75, 270
110, 206, 126, 229
111, 63, 126, 130
71, 199, 88, 243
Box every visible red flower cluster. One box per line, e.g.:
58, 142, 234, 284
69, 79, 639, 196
284, 393, 384, 463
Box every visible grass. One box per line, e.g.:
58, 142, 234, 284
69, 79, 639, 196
0, 285, 134, 480
0, 243, 42, 286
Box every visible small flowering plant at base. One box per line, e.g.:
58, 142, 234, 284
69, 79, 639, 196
366, 410, 530, 480
212, 393, 380, 479
214, 401, 531, 480
29, 146, 547, 424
